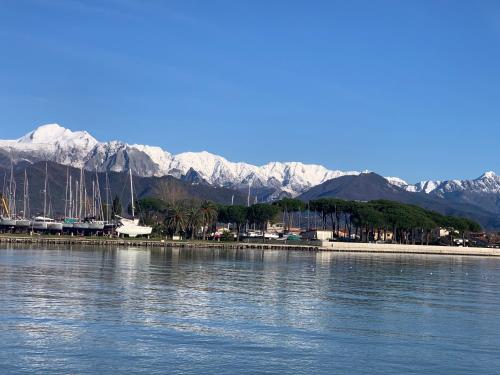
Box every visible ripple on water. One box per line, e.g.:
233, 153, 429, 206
0, 246, 499, 374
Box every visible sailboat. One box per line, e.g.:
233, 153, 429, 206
116, 169, 152, 238
31, 163, 62, 231
0, 163, 17, 227
62, 169, 75, 230
15, 170, 31, 228
86, 171, 105, 230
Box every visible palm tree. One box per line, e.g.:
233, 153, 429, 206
186, 205, 202, 240
165, 203, 187, 239
200, 200, 218, 240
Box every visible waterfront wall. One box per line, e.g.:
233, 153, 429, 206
1, 235, 500, 257
318, 240, 500, 257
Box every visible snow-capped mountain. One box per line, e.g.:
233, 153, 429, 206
0, 124, 360, 198
0, 124, 98, 168
385, 177, 409, 188
394, 172, 500, 196
2, 124, 498, 201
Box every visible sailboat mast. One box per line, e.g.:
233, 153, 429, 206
105, 171, 110, 222
64, 167, 69, 218
9, 160, 15, 217
79, 168, 84, 219
92, 181, 95, 217
75, 180, 79, 219
69, 175, 73, 218
129, 169, 135, 218
43, 163, 47, 218
23, 170, 27, 219
94, 169, 104, 221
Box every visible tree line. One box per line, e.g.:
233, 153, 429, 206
305, 198, 481, 244
129, 195, 481, 243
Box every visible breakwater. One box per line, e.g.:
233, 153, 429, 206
318, 240, 500, 257
0, 235, 320, 251
1, 235, 500, 256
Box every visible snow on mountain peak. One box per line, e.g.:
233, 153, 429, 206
18, 123, 97, 147
385, 177, 408, 188
479, 171, 497, 179
8, 123, 500, 200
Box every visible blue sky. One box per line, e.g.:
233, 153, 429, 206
1, 0, 499, 183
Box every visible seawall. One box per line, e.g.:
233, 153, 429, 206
318, 240, 500, 257
1, 235, 499, 257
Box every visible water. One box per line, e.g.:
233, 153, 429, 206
0, 246, 499, 374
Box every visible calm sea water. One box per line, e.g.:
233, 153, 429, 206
0, 246, 499, 374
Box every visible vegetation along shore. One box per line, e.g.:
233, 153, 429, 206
3, 194, 498, 254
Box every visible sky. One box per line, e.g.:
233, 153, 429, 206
0, 0, 499, 183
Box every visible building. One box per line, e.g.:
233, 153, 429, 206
301, 229, 333, 241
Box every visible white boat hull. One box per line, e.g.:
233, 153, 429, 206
0, 218, 17, 227
116, 224, 152, 238
87, 222, 105, 230
15, 219, 31, 228
31, 221, 48, 230
73, 223, 89, 230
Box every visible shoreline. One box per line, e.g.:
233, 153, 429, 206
1, 234, 500, 257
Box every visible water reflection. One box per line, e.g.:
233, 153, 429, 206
0, 245, 499, 374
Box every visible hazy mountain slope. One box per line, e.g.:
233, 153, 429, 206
298, 173, 500, 230
397, 172, 500, 219
0, 162, 247, 218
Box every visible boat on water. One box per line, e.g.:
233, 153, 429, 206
116, 170, 152, 238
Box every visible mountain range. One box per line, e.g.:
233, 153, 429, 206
0, 124, 359, 201
1, 124, 499, 229
298, 173, 500, 230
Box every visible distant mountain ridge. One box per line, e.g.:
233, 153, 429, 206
0, 124, 360, 200
298, 173, 500, 230
1, 123, 499, 228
